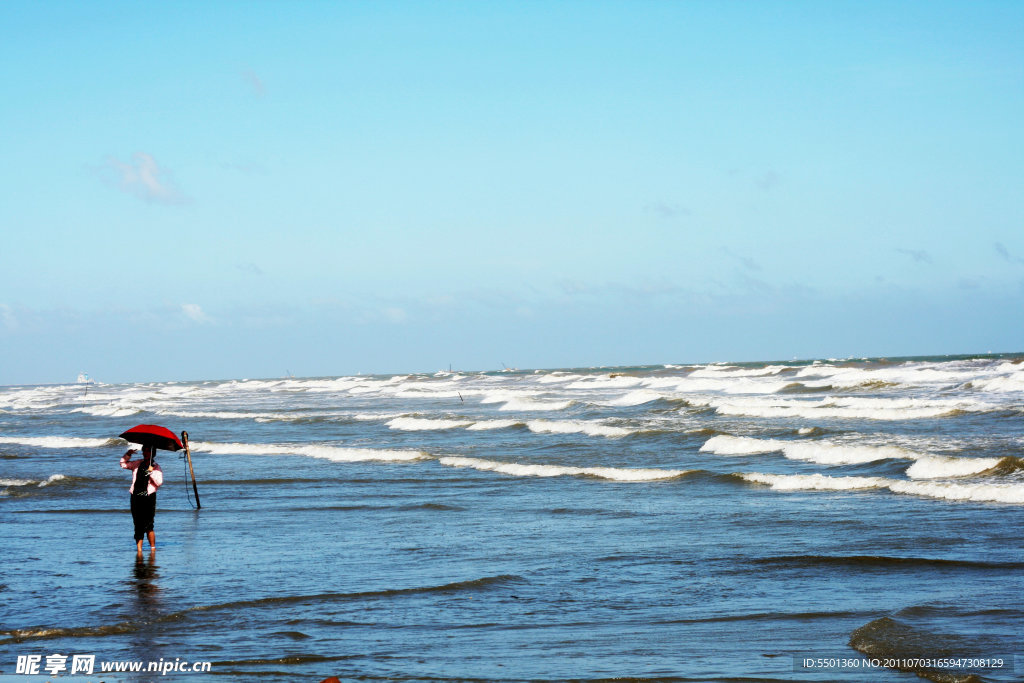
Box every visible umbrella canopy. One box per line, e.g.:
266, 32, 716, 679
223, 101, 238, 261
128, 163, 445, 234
119, 424, 183, 452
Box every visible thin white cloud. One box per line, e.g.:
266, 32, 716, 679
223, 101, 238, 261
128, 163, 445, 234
181, 303, 212, 324
382, 307, 407, 324
896, 248, 932, 264
515, 305, 534, 318
104, 152, 186, 204
0, 304, 18, 331
242, 68, 265, 97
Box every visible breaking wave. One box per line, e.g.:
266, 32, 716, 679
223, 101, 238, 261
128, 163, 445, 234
706, 435, 1022, 480
887, 479, 1024, 504
438, 456, 690, 482
386, 417, 474, 431
904, 455, 1007, 479
191, 441, 427, 462
71, 405, 143, 417
739, 472, 888, 491
708, 396, 993, 421
498, 398, 574, 411
382, 416, 630, 438
478, 391, 574, 411
740, 472, 1024, 504
701, 435, 920, 465
0, 474, 66, 490
525, 420, 633, 438
603, 390, 670, 406
0, 436, 118, 449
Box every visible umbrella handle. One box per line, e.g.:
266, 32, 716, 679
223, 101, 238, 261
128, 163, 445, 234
181, 430, 201, 509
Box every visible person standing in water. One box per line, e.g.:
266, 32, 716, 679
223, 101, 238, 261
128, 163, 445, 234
120, 445, 164, 553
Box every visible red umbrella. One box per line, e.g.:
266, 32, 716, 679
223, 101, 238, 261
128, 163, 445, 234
119, 424, 183, 452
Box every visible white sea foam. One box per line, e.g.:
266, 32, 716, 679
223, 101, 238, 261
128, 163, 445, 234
741, 472, 1024, 504
792, 360, 1024, 394
904, 456, 1004, 479
689, 365, 787, 378
348, 385, 385, 395
438, 456, 688, 482
968, 370, 1024, 393
566, 375, 644, 389
498, 398, 574, 412
161, 408, 349, 423
702, 435, 920, 465
392, 389, 471, 400
0, 388, 66, 411
386, 417, 473, 431
480, 391, 536, 405
604, 390, 667, 406
191, 441, 427, 462
0, 436, 114, 449
0, 474, 66, 488
352, 412, 407, 422
536, 372, 585, 384
740, 472, 889, 491
642, 376, 693, 390
156, 409, 271, 420
781, 441, 920, 465
71, 404, 143, 417
525, 420, 632, 438
700, 435, 787, 455
672, 377, 793, 395
709, 396, 988, 420
711, 402, 945, 420
887, 480, 1024, 504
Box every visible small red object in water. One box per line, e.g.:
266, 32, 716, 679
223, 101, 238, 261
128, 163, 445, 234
118, 424, 184, 452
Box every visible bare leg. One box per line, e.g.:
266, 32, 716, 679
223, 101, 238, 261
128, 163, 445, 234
147, 530, 156, 551
136, 539, 143, 554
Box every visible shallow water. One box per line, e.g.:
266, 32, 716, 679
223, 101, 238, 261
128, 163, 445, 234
1, 355, 1022, 681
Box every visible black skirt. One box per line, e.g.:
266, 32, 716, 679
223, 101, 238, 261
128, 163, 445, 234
130, 493, 157, 541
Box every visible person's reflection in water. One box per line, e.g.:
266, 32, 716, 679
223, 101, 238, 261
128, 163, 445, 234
132, 550, 162, 609
128, 550, 166, 666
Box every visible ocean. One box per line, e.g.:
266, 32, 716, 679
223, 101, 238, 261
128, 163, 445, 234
1, 354, 1022, 682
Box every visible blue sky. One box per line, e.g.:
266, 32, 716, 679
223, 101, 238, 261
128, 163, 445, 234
1, 1, 1022, 384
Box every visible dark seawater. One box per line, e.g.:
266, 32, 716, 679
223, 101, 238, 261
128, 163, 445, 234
1, 355, 1022, 682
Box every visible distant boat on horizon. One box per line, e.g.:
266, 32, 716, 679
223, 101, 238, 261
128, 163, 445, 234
76, 372, 95, 384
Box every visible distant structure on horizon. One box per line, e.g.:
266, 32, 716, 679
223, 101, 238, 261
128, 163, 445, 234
76, 372, 94, 384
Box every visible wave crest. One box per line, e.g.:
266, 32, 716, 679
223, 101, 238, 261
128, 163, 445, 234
702, 435, 920, 465
191, 441, 427, 462
740, 472, 1024, 504
0, 436, 118, 449
439, 456, 689, 482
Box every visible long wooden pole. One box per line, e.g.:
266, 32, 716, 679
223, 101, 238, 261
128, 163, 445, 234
181, 430, 201, 509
